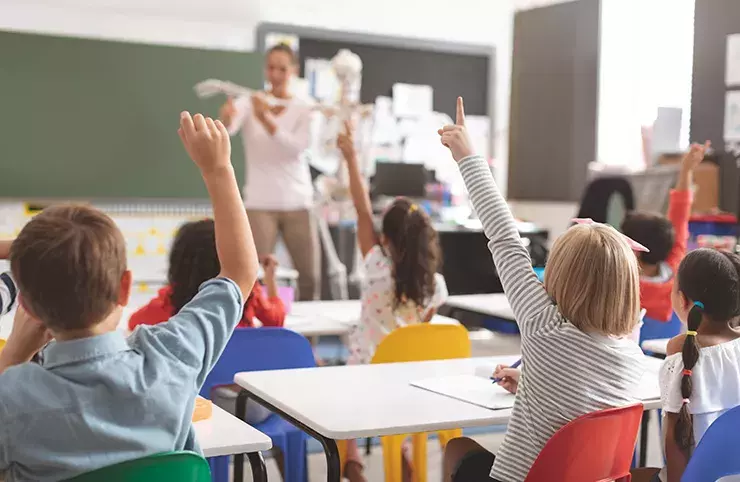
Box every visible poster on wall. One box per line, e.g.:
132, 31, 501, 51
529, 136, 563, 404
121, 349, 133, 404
726, 34, 740, 86
723, 90, 740, 141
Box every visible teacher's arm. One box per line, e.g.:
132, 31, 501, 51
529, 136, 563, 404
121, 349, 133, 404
257, 102, 311, 158
220, 96, 250, 136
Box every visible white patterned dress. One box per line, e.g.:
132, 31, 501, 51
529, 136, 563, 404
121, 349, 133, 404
347, 245, 448, 365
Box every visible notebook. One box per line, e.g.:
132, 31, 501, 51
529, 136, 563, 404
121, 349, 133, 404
410, 375, 516, 410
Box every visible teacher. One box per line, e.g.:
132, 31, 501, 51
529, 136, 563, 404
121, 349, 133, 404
220, 44, 319, 301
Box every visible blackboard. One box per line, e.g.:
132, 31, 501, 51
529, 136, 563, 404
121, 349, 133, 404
0, 31, 263, 199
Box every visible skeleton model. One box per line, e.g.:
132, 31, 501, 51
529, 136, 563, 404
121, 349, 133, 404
195, 49, 373, 299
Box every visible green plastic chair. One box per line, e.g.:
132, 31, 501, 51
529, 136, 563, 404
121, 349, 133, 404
66, 451, 211, 482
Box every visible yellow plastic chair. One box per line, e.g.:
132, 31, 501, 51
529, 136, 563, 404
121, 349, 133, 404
338, 323, 471, 482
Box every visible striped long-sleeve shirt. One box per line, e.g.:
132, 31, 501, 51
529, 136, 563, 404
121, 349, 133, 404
458, 156, 646, 482
0, 272, 17, 317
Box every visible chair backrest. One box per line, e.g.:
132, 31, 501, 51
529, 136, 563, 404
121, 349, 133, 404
200, 327, 316, 398
524, 403, 643, 482
371, 324, 471, 364
681, 405, 740, 482
576, 177, 635, 227
66, 451, 210, 482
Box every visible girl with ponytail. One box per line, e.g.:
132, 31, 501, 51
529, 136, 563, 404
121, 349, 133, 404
658, 248, 740, 481
337, 121, 448, 482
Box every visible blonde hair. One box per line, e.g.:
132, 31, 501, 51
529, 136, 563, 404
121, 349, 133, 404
544, 223, 640, 336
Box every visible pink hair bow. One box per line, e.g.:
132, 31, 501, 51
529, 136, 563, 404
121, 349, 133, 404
572, 218, 650, 253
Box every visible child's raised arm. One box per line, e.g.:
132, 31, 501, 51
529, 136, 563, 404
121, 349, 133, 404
666, 141, 709, 270
439, 98, 551, 326
178, 112, 258, 297
337, 120, 378, 257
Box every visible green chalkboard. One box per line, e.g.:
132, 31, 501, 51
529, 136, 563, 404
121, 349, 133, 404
0, 31, 263, 199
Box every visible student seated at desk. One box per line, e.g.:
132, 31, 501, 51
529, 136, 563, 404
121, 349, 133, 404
337, 122, 448, 482
128, 218, 284, 425
439, 98, 646, 482
651, 249, 740, 482
621, 141, 709, 322
128, 219, 285, 331
0, 112, 259, 481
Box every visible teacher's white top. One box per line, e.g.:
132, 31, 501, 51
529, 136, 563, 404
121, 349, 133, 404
230, 96, 313, 211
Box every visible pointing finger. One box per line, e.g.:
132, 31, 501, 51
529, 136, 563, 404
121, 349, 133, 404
456, 96, 465, 126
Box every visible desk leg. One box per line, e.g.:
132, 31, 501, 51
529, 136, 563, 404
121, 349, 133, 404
248, 452, 268, 482
640, 409, 651, 467
234, 390, 249, 482
238, 388, 342, 482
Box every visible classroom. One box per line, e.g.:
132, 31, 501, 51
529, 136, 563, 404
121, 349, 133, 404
1, 0, 739, 481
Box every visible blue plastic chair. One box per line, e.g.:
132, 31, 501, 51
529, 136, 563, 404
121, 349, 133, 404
200, 328, 316, 482
681, 405, 740, 481
639, 312, 682, 347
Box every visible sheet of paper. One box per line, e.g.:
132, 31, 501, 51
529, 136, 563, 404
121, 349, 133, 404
727, 34, 740, 86
305, 58, 339, 103
410, 375, 516, 410
724, 91, 740, 141
392, 83, 433, 118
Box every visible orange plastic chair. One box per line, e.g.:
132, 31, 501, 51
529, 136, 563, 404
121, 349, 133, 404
524, 403, 644, 482
338, 324, 471, 482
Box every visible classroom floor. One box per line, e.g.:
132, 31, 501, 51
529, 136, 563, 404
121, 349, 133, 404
236, 330, 665, 481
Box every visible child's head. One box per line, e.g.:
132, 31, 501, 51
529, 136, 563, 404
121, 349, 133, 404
380, 198, 441, 307
544, 223, 640, 336
168, 219, 219, 313
10, 205, 130, 335
621, 212, 674, 266
672, 248, 740, 452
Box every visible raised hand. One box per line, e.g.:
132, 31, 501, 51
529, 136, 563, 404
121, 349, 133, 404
682, 140, 711, 172
438, 96, 474, 162
261, 254, 279, 280
178, 112, 232, 175
336, 120, 356, 161
676, 140, 711, 191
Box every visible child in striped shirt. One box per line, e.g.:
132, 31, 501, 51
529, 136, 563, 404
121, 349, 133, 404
440, 98, 646, 482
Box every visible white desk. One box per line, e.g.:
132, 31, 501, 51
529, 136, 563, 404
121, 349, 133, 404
196, 402, 272, 458
288, 300, 461, 338
642, 338, 669, 356
234, 355, 662, 481
444, 294, 515, 321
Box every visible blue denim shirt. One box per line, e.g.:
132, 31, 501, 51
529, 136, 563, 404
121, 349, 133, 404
0, 278, 243, 481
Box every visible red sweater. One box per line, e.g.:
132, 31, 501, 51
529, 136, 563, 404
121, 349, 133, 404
128, 283, 286, 330
640, 189, 692, 322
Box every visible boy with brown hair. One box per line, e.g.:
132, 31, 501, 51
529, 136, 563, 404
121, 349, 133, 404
621, 141, 709, 321
0, 112, 258, 481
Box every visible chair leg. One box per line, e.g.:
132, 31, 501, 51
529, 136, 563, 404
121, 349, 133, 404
285, 431, 307, 482
437, 429, 463, 449
411, 433, 428, 482
381, 434, 406, 482
366, 437, 372, 456
336, 439, 348, 477
208, 456, 229, 482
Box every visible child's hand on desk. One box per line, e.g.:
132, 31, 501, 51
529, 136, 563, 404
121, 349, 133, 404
438, 96, 474, 162
1, 305, 52, 368
336, 120, 356, 161
178, 112, 232, 175
493, 364, 520, 394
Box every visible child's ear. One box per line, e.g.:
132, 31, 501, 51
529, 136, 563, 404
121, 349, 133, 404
678, 290, 691, 312
118, 270, 133, 307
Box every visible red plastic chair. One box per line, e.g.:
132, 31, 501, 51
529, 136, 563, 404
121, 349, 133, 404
524, 403, 644, 482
